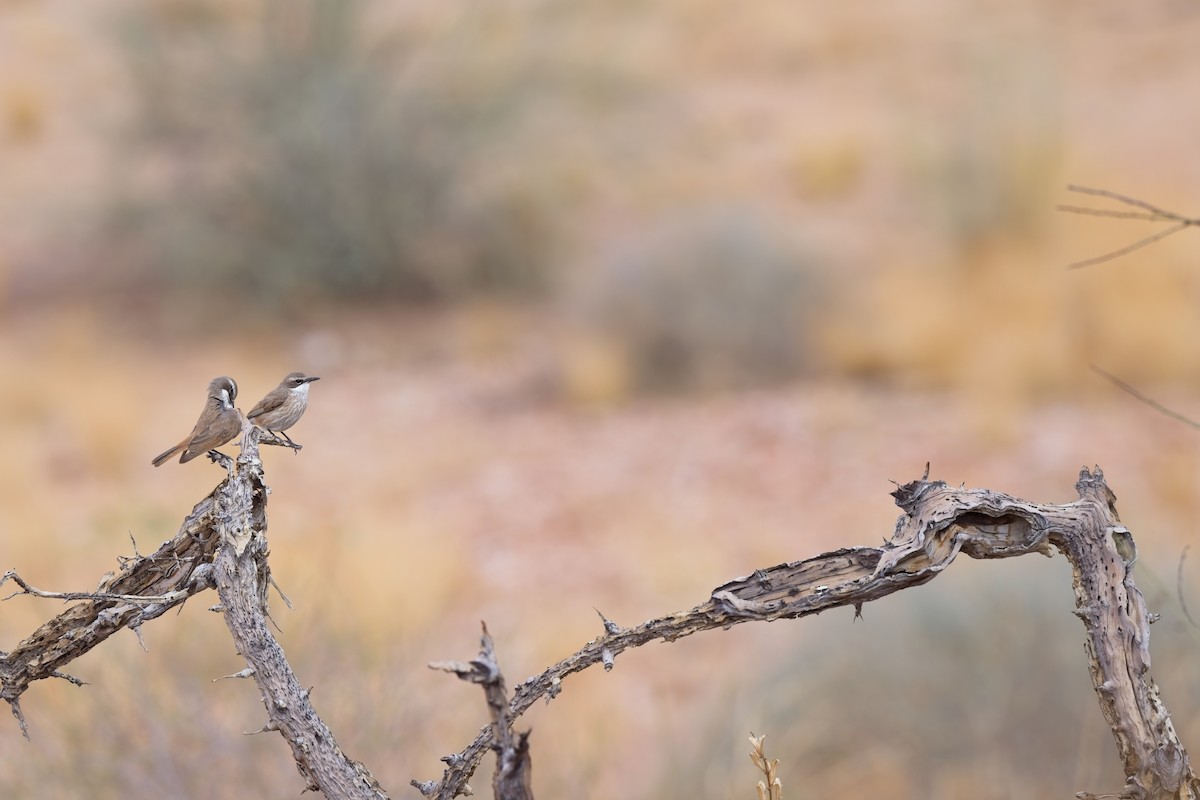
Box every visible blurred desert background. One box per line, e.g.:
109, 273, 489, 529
4, 1, 1200, 798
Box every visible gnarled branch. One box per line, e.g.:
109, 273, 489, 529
0, 493, 220, 737
418, 467, 1197, 800
0, 425, 386, 799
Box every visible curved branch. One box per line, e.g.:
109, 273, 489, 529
419, 467, 1197, 800
0, 492, 220, 737
1058, 185, 1200, 269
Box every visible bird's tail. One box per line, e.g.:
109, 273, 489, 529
151, 443, 184, 467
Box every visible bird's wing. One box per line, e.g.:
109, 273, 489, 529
247, 388, 286, 419
181, 410, 243, 462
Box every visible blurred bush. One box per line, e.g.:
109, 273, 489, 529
107, 0, 571, 310
661, 562, 1125, 799
563, 205, 826, 399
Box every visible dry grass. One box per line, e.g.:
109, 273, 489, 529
3, 305, 1200, 798
3, 0, 1200, 796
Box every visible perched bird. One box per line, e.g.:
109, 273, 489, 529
246, 371, 320, 449
151, 376, 243, 467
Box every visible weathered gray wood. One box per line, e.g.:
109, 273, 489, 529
1, 494, 220, 737
430, 624, 534, 800
0, 428, 388, 799
211, 427, 387, 799
2, 439, 1194, 800
417, 467, 1197, 800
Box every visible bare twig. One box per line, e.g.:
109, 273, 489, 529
1058, 185, 1200, 268
0, 493, 221, 739
1066, 221, 1191, 269
268, 574, 294, 610
1180, 546, 1199, 630
257, 427, 303, 452
211, 425, 387, 798
425, 623, 533, 800
1063, 185, 1195, 223
1, 571, 193, 606
1090, 364, 1200, 431
1056, 205, 1171, 223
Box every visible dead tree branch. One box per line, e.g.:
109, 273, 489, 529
430, 623, 534, 800
212, 426, 387, 798
2, 416, 1196, 800
1089, 364, 1200, 432
0, 424, 386, 799
0, 494, 220, 738
1059, 184, 1200, 268
417, 467, 1197, 800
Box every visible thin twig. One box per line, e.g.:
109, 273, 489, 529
1089, 365, 1200, 431
1067, 221, 1191, 269
0, 570, 191, 606
1179, 546, 1199, 630
1065, 185, 1195, 224
1059, 185, 1200, 269
1055, 205, 1170, 222
269, 574, 294, 610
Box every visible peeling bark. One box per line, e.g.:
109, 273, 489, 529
429, 624, 535, 800
0, 494, 220, 737
211, 427, 387, 799
1, 428, 387, 799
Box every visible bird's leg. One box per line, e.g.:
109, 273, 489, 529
279, 431, 302, 453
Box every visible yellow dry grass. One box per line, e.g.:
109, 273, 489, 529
3, 0, 1200, 797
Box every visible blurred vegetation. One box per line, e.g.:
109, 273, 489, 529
6, 0, 1200, 796
900, 39, 1062, 256
101, 0, 849, 396
107, 0, 596, 308
565, 205, 826, 397
662, 562, 1133, 799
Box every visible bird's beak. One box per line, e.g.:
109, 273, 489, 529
304, 376, 321, 383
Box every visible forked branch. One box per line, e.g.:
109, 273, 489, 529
0, 494, 221, 737
1059, 184, 1200, 268
417, 467, 1197, 800
0, 425, 386, 799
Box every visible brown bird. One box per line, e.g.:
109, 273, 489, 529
151, 376, 243, 467
246, 372, 320, 449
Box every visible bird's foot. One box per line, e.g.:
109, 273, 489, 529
206, 450, 234, 470
257, 428, 301, 452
